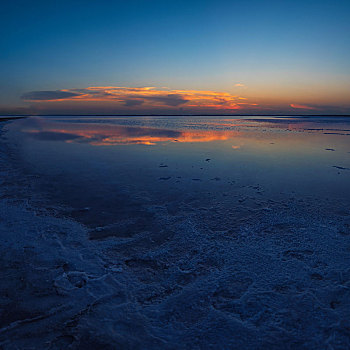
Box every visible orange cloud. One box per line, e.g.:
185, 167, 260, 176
22, 86, 253, 111
290, 104, 317, 110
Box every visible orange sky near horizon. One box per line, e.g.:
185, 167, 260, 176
17, 85, 347, 115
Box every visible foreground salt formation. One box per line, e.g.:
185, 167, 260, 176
1, 120, 350, 349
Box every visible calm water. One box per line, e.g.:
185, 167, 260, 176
5, 115, 350, 230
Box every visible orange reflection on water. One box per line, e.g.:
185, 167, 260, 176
24, 120, 240, 146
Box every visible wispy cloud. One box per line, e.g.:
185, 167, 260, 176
21, 86, 254, 111
17, 86, 343, 115
21, 90, 81, 100
290, 103, 317, 110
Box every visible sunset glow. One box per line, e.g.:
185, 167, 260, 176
20, 86, 254, 112
2, 1, 350, 348
290, 104, 317, 110
1, 0, 349, 116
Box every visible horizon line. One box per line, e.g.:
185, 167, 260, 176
1, 114, 350, 118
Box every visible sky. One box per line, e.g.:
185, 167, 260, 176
1, 0, 349, 115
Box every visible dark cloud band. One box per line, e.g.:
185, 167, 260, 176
21, 90, 81, 101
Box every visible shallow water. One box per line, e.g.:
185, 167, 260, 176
2, 116, 350, 348
7, 115, 350, 210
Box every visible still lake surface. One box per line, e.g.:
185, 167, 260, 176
4, 115, 350, 238
7, 114, 350, 206
5, 115, 350, 234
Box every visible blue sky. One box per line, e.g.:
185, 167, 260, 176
1, 0, 349, 114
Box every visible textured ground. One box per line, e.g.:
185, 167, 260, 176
1, 120, 350, 349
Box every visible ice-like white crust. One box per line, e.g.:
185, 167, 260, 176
1, 120, 350, 349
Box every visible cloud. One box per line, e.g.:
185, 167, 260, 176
290, 103, 317, 110
20, 86, 246, 111
22, 90, 81, 101
124, 99, 144, 107
145, 94, 189, 106
235, 83, 245, 87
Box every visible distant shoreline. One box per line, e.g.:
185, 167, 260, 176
0, 116, 27, 121
1, 114, 350, 118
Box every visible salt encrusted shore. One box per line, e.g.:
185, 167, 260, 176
1, 120, 350, 349
0, 121, 115, 349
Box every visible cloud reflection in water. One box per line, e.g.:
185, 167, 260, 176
23, 119, 238, 146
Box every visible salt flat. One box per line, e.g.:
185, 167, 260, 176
1, 116, 350, 349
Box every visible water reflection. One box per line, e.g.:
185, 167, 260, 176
7, 115, 350, 203
22, 118, 239, 146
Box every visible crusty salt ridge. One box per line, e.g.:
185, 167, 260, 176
1, 120, 350, 349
